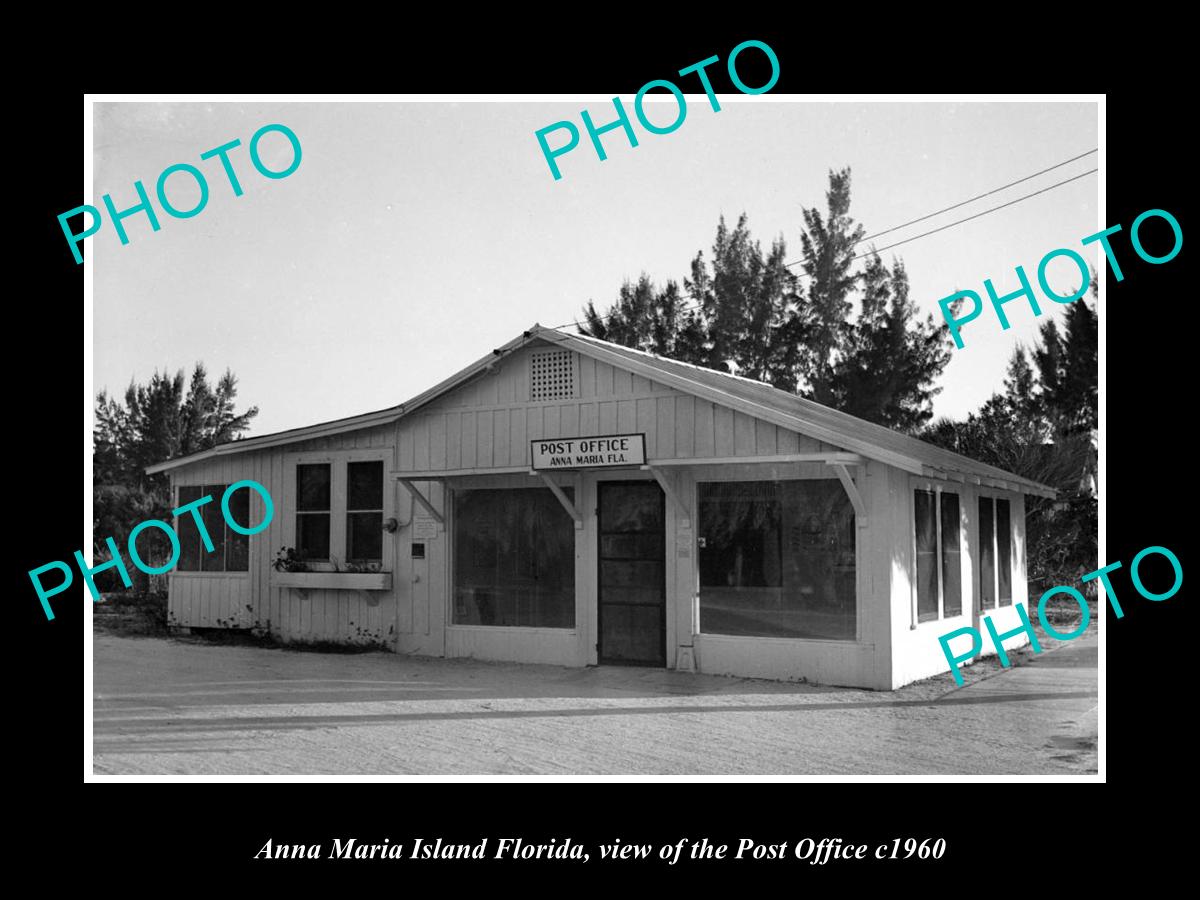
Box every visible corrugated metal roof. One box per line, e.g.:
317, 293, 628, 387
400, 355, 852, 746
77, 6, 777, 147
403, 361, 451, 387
146, 324, 1057, 497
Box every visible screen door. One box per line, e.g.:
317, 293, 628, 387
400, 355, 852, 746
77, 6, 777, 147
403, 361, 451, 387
597, 481, 666, 666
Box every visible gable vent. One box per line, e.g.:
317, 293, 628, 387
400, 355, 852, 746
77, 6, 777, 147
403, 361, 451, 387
530, 349, 576, 401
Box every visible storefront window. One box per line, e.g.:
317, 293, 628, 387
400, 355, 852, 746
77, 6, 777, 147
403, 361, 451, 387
698, 479, 856, 640
453, 487, 576, 628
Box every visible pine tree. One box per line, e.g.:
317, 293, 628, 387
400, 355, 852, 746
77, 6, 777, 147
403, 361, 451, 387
576, 167, 953, 431
794, 168, 863, 405
579, 275, 707, 361
1002, 347, 1040, 431
685, 214, 798, 383
1036, 283, 1098, 436
829, 256, 952, 431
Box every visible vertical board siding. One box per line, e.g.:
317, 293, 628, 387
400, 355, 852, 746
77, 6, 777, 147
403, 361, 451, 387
477, 410, 494, 466
674, 396, 695, 457
657, 396, 676, 459
446, 412, 462, 469
493, 409, 510, 466
598, 401, 616, 434
635, 399, 654, 451
619, 399, 638, 435
509, 408, 527, 466
543, 405, 560, 439
401, 348, 844, 475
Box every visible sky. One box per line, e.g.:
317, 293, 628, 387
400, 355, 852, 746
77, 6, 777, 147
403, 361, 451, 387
92, 99, 1100, 438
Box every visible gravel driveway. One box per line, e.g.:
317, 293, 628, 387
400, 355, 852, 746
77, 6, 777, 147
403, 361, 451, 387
92, 631, 1098, 775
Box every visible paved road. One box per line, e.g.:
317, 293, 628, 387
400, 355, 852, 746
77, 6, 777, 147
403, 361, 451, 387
92, 632, 1098, 775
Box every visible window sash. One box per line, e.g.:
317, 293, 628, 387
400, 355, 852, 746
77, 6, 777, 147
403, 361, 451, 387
979, 496, 996, 610
940, 492, 962, 617
976, 494, 1015, 612
295, 463, 332, 561
296, 511, 332, 561
346, 461, 384, 563
915, 489, 939, 622
996, 498, 1013, 606
914, 486, 962, 622
346, 512, 383, 563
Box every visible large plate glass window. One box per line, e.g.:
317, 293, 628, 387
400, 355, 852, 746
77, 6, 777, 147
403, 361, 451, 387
453, 487, 576, 628
698, 479, 856, 640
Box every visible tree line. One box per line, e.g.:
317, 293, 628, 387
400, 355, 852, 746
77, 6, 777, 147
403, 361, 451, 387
579, 168, 1097, 591
580, 169, 954, 433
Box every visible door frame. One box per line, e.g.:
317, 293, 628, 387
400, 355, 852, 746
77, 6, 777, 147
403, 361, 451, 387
596, 478, 667, 667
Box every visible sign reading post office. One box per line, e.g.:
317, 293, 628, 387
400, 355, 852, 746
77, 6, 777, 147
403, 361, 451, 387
531, 434, 647, 471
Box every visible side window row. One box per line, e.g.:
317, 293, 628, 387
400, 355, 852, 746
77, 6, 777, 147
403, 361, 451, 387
914, 489, 1013, 622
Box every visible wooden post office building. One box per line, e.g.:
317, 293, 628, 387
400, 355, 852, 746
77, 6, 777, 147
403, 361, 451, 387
148, 325, 1054, 689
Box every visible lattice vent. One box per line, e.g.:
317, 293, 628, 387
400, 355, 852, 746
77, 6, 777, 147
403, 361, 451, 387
530, 350, 576, 401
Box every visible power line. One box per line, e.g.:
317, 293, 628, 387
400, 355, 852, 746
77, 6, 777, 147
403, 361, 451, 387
852, 148, 1097, 245
552, 156, 1099, 331
833, 167, 1097, 263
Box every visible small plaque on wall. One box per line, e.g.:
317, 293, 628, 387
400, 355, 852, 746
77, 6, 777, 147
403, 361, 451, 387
413, 520, 439, 540
676, 529, 693, 558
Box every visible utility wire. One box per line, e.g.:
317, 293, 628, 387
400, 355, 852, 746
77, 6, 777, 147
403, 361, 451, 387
852, 148, 1097, 245
552, 154, 1099, 331
830, 167, 1098, 264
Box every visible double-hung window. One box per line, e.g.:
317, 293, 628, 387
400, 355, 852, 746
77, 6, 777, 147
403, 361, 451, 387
978, 496, 1013, 610
346, 461, 384, 564
914, 487, 962, 621
296, 464, 332, 561
289, 456, 388, 568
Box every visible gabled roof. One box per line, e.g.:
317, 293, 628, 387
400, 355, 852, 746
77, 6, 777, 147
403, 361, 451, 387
146, 325, 1057, 498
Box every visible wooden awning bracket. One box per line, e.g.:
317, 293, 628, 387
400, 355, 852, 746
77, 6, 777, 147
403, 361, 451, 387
641, 465, 691, 530
827, 461, 867, 525
532, 471, 584, 530
397, 479, 444, 527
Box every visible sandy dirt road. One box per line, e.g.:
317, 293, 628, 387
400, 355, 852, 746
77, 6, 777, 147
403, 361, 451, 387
93, 632, 1098, 775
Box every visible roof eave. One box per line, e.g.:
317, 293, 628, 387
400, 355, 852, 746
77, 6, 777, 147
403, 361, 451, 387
143, 328, 550, 476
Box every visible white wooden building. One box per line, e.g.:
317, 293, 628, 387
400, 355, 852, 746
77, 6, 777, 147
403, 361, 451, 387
148, 325, 1053, 689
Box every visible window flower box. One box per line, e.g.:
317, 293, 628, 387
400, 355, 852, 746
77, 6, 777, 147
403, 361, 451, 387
271, 572, 392, 592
